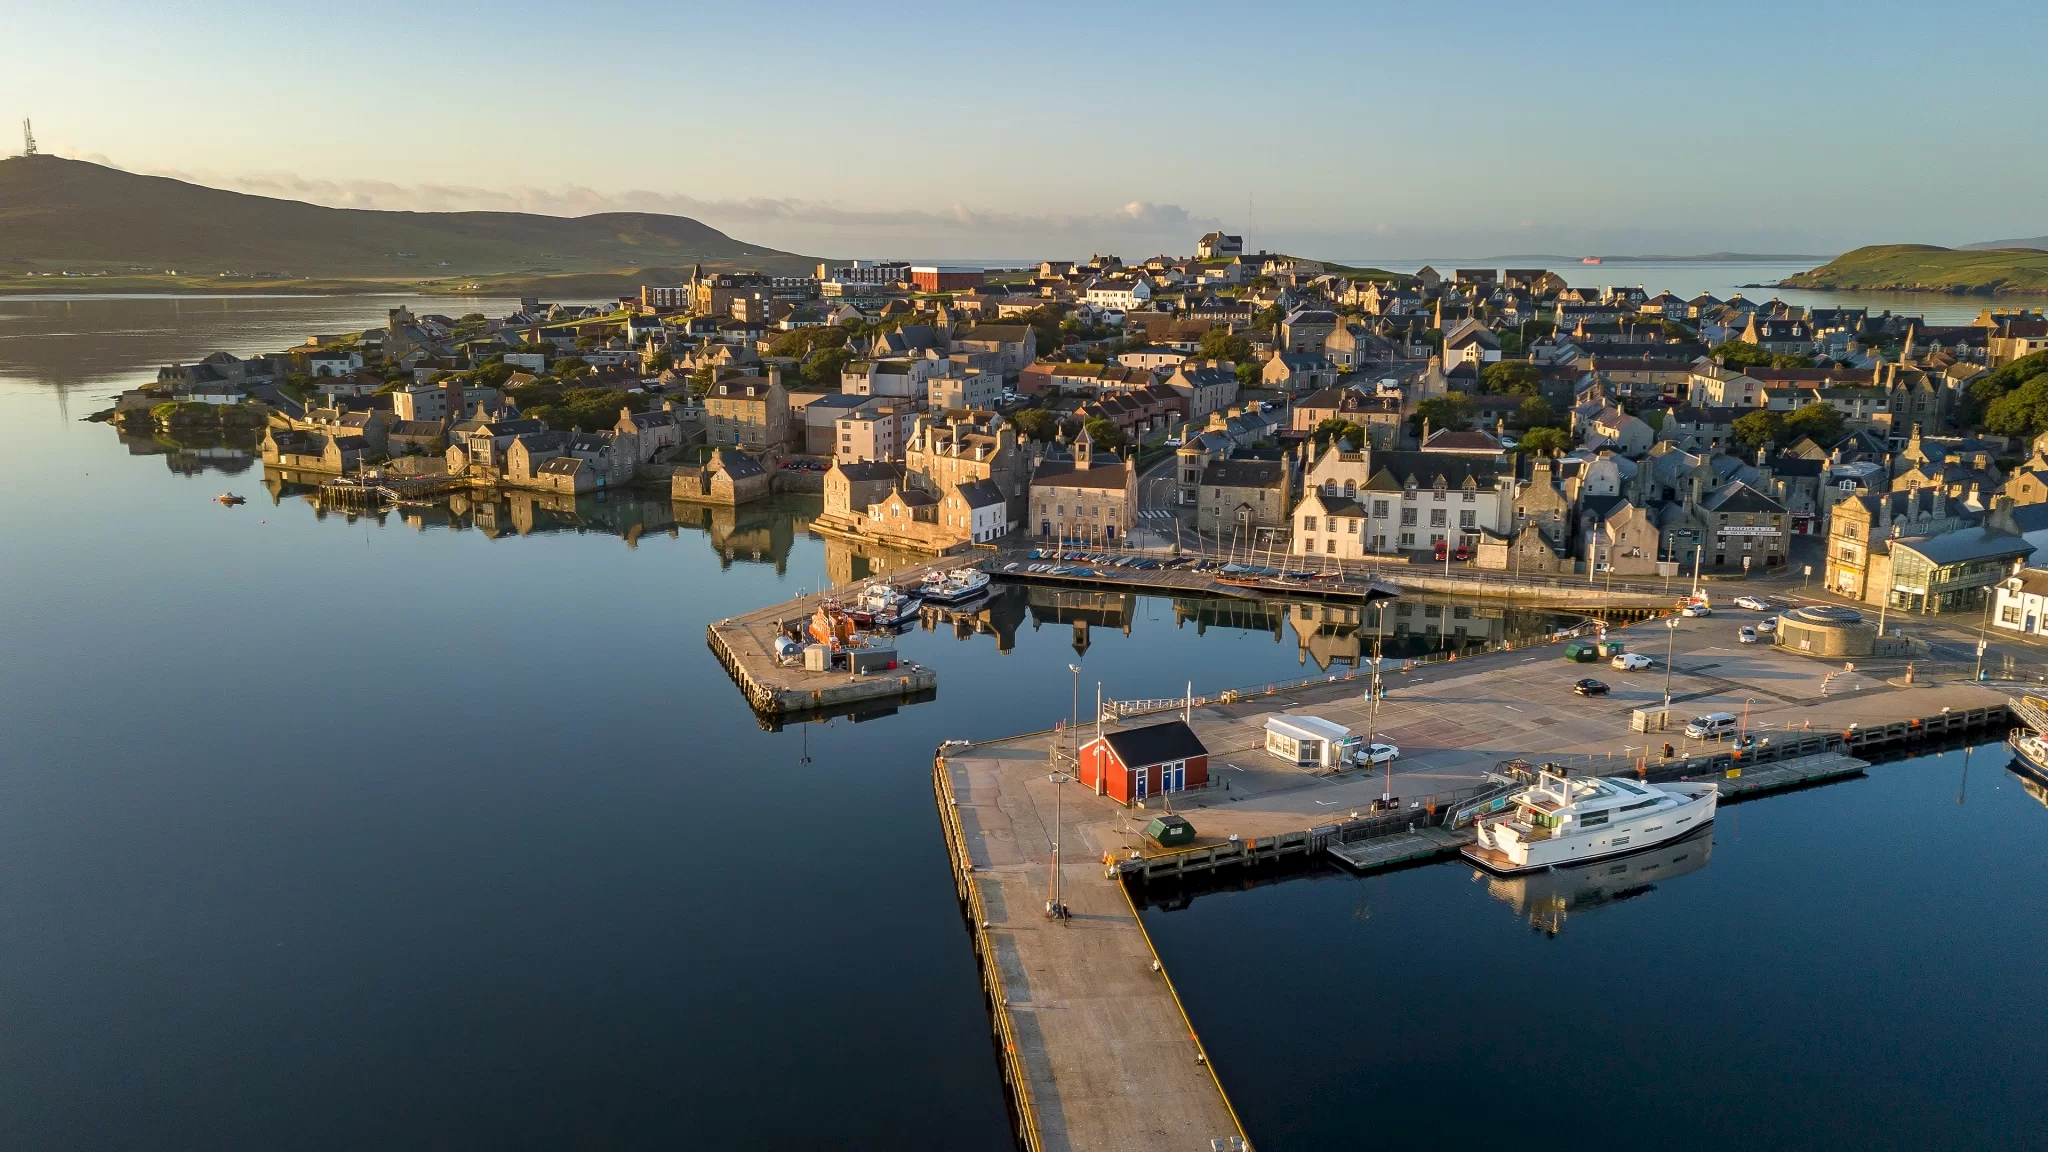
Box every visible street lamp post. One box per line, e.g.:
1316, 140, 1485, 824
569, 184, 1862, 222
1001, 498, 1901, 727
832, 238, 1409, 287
1047, 768, 1070, 920
1068, 662, 1082, 765
1690, 543, 1705, 600
1663, 617, 1678, 708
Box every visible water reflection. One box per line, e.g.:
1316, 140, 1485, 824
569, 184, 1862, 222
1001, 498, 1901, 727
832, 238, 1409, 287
115, 428, 259, 476
1482, 828, 1713, 936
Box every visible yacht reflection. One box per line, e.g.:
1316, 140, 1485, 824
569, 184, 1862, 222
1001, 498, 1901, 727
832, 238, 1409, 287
1483, 827, 1713, 937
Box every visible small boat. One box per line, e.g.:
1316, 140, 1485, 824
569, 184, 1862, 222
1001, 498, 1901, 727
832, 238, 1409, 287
1581, 256, 1603, 265
920, 567, 991, 605
1463, 768, 1717, 874
2007, 695, 2048, 782
808, 602, 858, 647
216, 493, 246, 505
850, 582, 922, 629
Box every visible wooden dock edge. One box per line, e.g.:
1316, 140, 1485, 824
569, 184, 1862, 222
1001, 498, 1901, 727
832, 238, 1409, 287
931, 751, 1046, 1152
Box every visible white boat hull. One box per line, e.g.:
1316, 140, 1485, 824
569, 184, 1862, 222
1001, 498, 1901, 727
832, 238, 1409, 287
1466, 783, 1717, 874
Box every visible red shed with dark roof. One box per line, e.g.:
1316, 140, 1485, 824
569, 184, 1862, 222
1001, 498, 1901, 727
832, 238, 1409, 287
1078, 719, 1209, 806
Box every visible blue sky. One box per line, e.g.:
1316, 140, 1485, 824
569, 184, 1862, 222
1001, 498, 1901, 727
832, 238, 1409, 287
6, 0, 2046, 260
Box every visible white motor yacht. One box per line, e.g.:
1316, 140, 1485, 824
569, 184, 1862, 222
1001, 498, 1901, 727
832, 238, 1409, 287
1464, 769, 1717, 874
919, 567, 991, 605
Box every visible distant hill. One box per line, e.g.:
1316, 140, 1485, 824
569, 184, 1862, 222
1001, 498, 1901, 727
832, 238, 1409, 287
1964, 235, 2048, 252
1779, 244, 2048, 296
0, 156, 815, 282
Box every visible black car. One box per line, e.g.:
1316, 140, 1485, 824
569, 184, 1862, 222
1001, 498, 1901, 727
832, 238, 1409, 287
1573, 678, 1610, 696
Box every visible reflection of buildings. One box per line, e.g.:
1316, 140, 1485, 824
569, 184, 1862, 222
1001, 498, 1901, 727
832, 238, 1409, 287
1172, 597, 1286, 640
822, 533, 925, 589
918, 582, 1030, 653
118, 431, 258, 476
1286, 601, 1364, 670
1028, 587, 1137, 656
1485, 828, 1712, 936
259, 464, 812, 568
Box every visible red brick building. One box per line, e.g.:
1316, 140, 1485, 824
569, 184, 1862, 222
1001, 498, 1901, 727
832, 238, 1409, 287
1078, 719, 1209, 805
911, 266, 986, 293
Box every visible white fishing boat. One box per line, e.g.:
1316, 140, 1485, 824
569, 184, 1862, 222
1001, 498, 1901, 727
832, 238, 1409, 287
2006, 695, 2048, 782
1464, 769, 1717, 874
850, 582, 922, 628
919, 567, 991, 605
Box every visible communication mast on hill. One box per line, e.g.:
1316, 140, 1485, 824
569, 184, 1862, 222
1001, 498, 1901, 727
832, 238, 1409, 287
21, 119, 36, 157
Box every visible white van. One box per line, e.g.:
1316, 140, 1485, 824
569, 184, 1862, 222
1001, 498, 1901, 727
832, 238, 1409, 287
1685, 711, 1740, 740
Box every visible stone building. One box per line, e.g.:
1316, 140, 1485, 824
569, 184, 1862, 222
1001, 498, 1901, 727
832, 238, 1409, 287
1028, 429, 1136, 544
1200, 458, 1293, 546
1824, 486, 1976, 602
705, 368, 793, 451
673, 447, 770, 505
261, 427, 362, 474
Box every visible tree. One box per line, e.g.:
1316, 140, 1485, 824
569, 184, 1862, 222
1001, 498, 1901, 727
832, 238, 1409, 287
1480, 360, 1542, 396
1197, 328, 1252, 362
1412, 394, 1475, 433
1984, 377, 2048, 436
1512, 396, 1560, 430
553, 355, 590, 380
1515, 427, 1571, 457
1782, 401, 1844, 446
1732, 409, 1785, 449
1711, 340, 1775, 369
1957, 350, 2048, 428
1082, 418, 1128, 453
1010, 408, 1060, 442
1313, 417, 1368, 449
1235, 363, 1260, 387
800, 346, 854, 388
1712, 341, 1812, 369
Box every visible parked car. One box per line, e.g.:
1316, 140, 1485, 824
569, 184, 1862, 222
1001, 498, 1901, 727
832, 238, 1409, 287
1352, 742, 1400, 767
1756, 617, 1777, 635
1611, 653, 1655, 671
1738, 626, 1758, 644
1681, 603, 1711, 617
1685, 711, 1740, 740
1573, 678, 1610, 696
1733, 595, 1769, 611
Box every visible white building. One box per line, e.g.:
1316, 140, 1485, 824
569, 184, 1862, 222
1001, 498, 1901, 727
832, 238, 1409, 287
1294, 443, 1512, 556
1993, 567, 2048, 637
1083, 278, 1152, 311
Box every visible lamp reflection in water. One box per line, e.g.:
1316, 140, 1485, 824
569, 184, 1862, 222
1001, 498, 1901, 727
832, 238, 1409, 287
1480, 826, 1714, 937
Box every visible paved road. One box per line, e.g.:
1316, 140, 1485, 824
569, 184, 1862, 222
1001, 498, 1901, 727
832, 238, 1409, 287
247, 382, 304, 418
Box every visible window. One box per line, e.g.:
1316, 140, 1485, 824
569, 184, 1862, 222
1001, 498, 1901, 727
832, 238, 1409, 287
1430, 509, 1447, 528
1460, 510, 1476, 529
1462, 491, 1474, 502
1373, 499, 1389, 517
1326, 539, 1337, 554
1304, 516, 1318, 531
1400, 508, 1416, 526
1400, 532, 1415, 546
2002, 606, 2022, 624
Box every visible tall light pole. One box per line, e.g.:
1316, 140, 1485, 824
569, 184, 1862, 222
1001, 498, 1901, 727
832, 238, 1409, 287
1690, 542, 1704, 600
1068, 663, 1082, 764
1663, 617, 1678, 708
1047, 768, 1070, 920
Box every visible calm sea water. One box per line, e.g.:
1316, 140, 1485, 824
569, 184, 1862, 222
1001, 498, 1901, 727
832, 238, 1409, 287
3, 295, 2041, 1150
1140, 741, 2048, 1151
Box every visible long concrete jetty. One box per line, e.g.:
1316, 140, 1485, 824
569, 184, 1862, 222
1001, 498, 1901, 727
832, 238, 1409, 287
935, 609, 2014, 1150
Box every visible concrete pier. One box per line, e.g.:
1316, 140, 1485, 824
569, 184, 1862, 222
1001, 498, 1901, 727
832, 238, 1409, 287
705, 558, 951, 718
936, 611, 2015, 1149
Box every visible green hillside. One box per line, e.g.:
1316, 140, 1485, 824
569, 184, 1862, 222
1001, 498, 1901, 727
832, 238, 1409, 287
1781, 244, 2048, 296
0, 156, 816, 285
